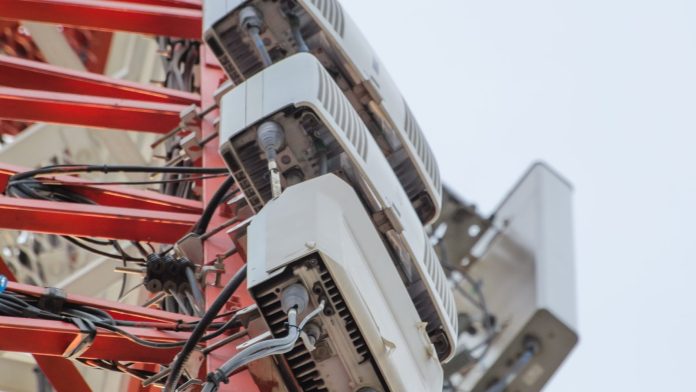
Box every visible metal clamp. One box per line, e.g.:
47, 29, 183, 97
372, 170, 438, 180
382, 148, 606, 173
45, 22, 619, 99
38, 287, 67, 314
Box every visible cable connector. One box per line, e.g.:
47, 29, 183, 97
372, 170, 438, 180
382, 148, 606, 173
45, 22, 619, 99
240, 7, 272, 66
257, 121, 286, 199
240, 7, 263, 30
0, 275, 7, 294
280, 284, 309, 314
257, 121, 285, 161
300, 322, 322, 352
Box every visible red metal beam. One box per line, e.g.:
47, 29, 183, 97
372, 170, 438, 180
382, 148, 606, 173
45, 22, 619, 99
109, 0, 201, 10
36, 357, 92, 392
0, 196, 197, 243
7, 281, 199, 324
0, 281, 250, 372
0, 55, 200, 105
0, 87, 187, 134
0, 163, 203, 215
1, 282, 195, 363
0, 0, 202, 40
0, 316, 188, 363
0, 260, 91, 392
200, 48, 260, 392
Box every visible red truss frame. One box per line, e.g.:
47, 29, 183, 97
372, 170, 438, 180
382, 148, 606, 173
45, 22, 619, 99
0, 1, 260, 391
0, 0, 202, 39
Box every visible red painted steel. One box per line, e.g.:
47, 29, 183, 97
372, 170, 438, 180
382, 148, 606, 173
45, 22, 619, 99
0, 316, 188, 363
0, 196, 197, 243
0, 282, 194, 363
200, 48, 260, 392
7, 281, 199, 324
0, 259, 13, 279
62, 28, 113, 73
0, 163, 203, 214
0, 20, 45, 136
0, 260, 92, 392
0, 87, 187, 133
0, 55, 200, 105
127, 364, 160, 392
109, 0, 201, 9
0, 0, 202, 39
36, 357, 92, 392
0, 1, 263, 390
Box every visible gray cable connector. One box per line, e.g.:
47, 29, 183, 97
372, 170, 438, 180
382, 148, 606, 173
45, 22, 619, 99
280, 284, 309, 314
241, 7, 272, 66
257, 121, 286, 199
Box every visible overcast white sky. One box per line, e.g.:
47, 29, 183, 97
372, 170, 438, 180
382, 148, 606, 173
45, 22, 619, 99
341, 0, 696, 390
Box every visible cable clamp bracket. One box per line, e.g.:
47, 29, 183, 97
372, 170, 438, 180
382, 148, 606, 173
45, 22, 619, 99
38, 287, 67, 314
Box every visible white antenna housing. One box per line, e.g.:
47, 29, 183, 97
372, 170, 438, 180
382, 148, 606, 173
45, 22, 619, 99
446, 163, 578, 392
219, 53, 457, 361
246, 174, 445, 391
205, 0, 442, 224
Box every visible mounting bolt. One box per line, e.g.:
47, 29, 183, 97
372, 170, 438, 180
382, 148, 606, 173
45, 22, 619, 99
306, 258, 319, 269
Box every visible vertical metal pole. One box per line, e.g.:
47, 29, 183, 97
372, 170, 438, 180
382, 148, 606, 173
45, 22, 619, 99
200, 48, 260, 391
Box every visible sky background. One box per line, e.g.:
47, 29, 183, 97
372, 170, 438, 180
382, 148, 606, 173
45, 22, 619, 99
341, 0, 696, 390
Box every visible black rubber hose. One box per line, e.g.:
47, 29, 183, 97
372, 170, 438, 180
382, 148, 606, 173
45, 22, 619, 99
9, 164, 229, 181
164, 264, 247, 391
193, 175, 235, 235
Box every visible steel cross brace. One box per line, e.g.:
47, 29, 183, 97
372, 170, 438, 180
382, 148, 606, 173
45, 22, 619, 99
0, 86, 189, 134
0, 163, 201, 243
0, 262, 212, 390
108, 0, 202, 10
0, 162, 203, 215
0, 54, 201, 133
0, 260, 92, 392
0, 196, 198, 243
0, 1, 262, 390
0, 0, 202, 39
7, 281, 200, 324
200, 48, 261, 392
0, 54, 200, 105
0, 281, 196, 362
0, 316, 190, 363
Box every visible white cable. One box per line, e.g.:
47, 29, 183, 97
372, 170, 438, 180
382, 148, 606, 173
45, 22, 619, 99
204, 300, 326, 391
229, 299, 324, 367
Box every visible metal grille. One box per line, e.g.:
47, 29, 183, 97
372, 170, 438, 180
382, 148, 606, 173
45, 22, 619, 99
309, 0, 346, 37
422, 231, 458, 334
317, 63, 368, 159
254, 258, 374, 391
404, 101, 443, 197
